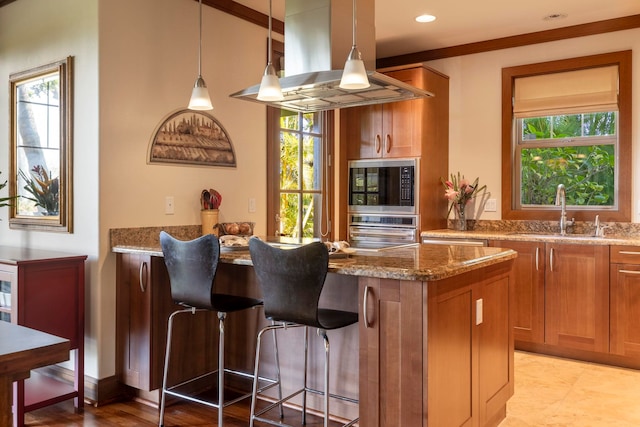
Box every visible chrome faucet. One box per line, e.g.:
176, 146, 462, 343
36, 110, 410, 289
555, 184, 574, 235
594, 215, 610, 237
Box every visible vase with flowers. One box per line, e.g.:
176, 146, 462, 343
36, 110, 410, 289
441, 172, 486, 231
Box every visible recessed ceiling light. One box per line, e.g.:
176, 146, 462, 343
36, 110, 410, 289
543, 13, 568, 21
415, 14, 436, 23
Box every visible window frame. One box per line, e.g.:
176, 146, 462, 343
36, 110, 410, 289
501, 50, 632, 222
266, 107, 335, 239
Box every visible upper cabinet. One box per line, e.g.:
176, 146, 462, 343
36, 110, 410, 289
343, 65, 449, 160
340, 64, 450, 233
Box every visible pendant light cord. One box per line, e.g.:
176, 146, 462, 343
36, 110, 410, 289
267, 0, 273, 66
351, 0, 357, 48
198, 0, 203, 77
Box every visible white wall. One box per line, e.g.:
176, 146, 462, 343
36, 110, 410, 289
426, 28, 640, 222
1, 0, 275, 383
0, 0, 100, 374
97, 0, 273, 379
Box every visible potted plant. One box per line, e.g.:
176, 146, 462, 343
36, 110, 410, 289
19, 165, 59, 216
0, 171, 20, 221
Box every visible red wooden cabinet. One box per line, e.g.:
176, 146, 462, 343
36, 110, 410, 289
0, 247, 86, 427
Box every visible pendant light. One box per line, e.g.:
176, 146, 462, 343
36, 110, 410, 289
188, 0, 213, 110
257, 0, 283, 101
339, 0, 370, 90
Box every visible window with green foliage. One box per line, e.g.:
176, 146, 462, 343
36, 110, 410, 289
516, 112, 617, 209
502, 51, 631, 222
277, 109, 324, 238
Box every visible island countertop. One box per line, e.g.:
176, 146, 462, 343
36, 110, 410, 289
111, 239, 516, 282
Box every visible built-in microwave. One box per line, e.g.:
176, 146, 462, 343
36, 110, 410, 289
348, 158, 418, 214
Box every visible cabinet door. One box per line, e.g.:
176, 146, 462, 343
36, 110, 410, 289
545, 244, 609, 353
380, 100, 419, 158
428, 278, 474, 427
116, 253, 156, 389
382, 68, 422, 158
610, 264, 640, 357
478, 272, 513, 426
359, 277, 423, 427
490, 240, 545, 344
344, 104, 383, 159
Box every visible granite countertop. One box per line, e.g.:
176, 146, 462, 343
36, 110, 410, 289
421, 224, 640, 246
110, 226, 516, 282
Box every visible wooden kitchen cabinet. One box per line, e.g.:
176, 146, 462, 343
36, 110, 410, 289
116, 253, 216, 393
359, 278, 423, 427
610, 245, 640, 357
545, 243, 609, 353
340, 64, 450, 236
0, 248, 86, 427
344, 65, 449, 160
489, 240, 609, 354
360, 260, 514, 427
428, 261, 514, 427
489, 240, 545, 344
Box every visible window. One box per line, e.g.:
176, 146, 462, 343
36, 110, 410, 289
502, 51, 631, 222
9, 57, 74, 232
266, 108, 334, 239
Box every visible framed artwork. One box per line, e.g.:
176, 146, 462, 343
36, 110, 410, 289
9, 56, 73, 232
148, 109, 236, 167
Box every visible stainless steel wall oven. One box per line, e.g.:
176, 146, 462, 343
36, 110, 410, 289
348, 158, 419, 248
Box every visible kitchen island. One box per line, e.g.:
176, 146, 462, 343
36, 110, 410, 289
112, 228, 517, 427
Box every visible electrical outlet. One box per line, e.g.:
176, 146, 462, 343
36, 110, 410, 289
248, 198, 256, 213
485, 198, 497, 212
165, 196, 174, 215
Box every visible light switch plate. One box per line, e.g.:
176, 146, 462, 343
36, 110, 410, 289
485, 198, 497, 212
165, 196, 175, 215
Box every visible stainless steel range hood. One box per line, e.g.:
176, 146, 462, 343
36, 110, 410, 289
230, 0, 433, 112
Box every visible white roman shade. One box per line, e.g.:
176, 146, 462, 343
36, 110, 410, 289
513, 65, 618, 118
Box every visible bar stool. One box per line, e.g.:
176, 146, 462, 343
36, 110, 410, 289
248, 238, 359, 427
158, 231, 264, 427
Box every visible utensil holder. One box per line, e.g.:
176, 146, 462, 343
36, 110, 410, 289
201, 209, 219, 236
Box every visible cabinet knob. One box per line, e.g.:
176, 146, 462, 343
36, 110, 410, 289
385, 134, 391, 153
375, 135, 381, 153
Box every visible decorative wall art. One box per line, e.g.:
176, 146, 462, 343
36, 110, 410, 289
148, 109, 236, 167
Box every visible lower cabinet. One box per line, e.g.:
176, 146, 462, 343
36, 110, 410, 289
359, 278, 423, 426
116, 253, 217, 393
359, 260, 514, 427
610, 246, 640, 357
490, 240, 610, 354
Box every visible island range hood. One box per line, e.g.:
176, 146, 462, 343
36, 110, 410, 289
230, 0, 433, 112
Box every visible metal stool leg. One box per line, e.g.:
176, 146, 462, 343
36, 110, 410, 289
218, 312, 226, 427
159, 308, 194, 427
271, 321, 284, 419
319, 329, 330, 427
302, 326, 309, 425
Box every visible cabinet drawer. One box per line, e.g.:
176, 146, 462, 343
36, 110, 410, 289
611, 246, 640, 264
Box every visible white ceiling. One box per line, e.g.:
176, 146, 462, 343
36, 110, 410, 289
235, 0, 640, 58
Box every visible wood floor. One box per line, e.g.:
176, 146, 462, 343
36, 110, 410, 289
24, 350, 640, 426
24, 396, 344, 427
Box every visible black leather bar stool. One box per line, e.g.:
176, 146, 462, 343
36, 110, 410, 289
248, 238, 359, 427
158, 231, 264, 427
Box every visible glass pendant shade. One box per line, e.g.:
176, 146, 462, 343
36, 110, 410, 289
340, 46, 370, 89
188, 0, 213, 111
188, 76, 213, 110
257, 64, 283, 101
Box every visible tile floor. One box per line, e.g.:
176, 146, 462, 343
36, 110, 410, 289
500, 351, 640, 426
